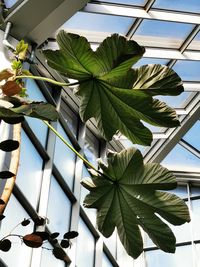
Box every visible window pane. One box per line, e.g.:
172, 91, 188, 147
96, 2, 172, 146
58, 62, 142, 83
190, 186, 200, 197
26, 79, 48, 146
161, 143, 200, 172
187, 32, 200, 50
76, 218, 95, 267
173, 60, 200, 81
134, 58, 169, 67
191, 199, 200, 240
182, 120, 200, 151
16, 130, 43, 208
54, 123, 76, 189
156, 92, 193, 109
60, 101, 78, 137
145, 245, 193, 267
153, 0, 200, 13
40, 243, 65, 267
0, 195, 33, 267
61, 12, 134, 35
134, 20, 194, 48
47, 176, 71, 236
84, 129, 99, 168
4, 0, 18, 8
102, 253, 113, 267
103, 230, 117, 258
96, 0, 147, 5
81, 166, 96, 225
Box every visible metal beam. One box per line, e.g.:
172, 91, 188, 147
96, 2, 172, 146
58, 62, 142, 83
1, 0, 89, 45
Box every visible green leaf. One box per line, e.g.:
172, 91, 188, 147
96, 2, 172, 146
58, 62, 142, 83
14, 40, 29, 60
0, 98, 58, 121
44, 31, 183, 145
81, 148, 190, 259
132, 64, 184, 96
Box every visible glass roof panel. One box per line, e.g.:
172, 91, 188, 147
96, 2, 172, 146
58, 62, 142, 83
94, 0, 147, 5
60, 11, 134, 35
161, 143, 200, 172
156, 92, 193, 109
173, 60, 200, 81
134, 58, 169, 67
4, 0, 18, 8
182, 120, 200, 151
152, 0, 200, 13
134, 20, 194, 48
187, 31, 200, 51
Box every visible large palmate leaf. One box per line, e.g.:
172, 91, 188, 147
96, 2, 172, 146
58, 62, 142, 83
44, 31, 183, 145
81, 148, 190, 259
0, 97, 58, 121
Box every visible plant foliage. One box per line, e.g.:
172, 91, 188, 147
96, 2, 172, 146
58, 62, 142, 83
44, 31, 183, 145
81, 147, 190, 258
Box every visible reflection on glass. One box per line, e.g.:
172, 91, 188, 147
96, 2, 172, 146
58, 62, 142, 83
47, 176, 71, 236
40, 243, 65, 267
54, 123, 76, 189
102, 253, 113, 267
134, 20, 194, 48
81, 166, 96, 225
153, 0, 200, 13
183, 120, 200, 151
173, 60, 200, 81
26, 79, 48, 146
191, 199, 200, 240
76, 218, 95, 267
190, 186, 200, 197
161, 143, 200, 172
0, 195, 33, 267
61, 12, 134, 35
145, 245, 193, 267
16, 130, 43, 208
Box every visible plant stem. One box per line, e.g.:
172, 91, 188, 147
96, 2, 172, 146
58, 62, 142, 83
14, 75, 79, 87
43, 121, 113, 182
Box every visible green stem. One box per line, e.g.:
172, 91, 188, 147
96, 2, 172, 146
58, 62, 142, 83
14, 75, 79, 87
43, 121, 98, 173
43, 121, 113, 183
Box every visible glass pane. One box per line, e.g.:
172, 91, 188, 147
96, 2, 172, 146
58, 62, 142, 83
103, 230, 117, 258
54, 123, 76, 189
117, 235, 135, 266
173, 60, 200, 81
134, 58, 169, 67
161, 143, 200, 172
76, 218, 95, 267
156, 92, 192, 109
145, 245, 193, 267
194, 243, 200, 267
153, 0, 200, 13
0, 195, 33, 267
16, 130, 43, 208
102, 253, 113, 267
187, 32, 200, 50
40, 243, 65, 267
26, 79, 48, 146
84, 129, 99, 168
164, 185, 188, 199
95, 0, 147, 5
60, 101, 78, 137
134, 20, 194, 48
47, 176, 71, 236
182, 120, 200, 151
191, 199, 200, 240
4, 0, 18, 8
190, 186, 200, 197
60, 12, 134, 35
81, 166, 96, 225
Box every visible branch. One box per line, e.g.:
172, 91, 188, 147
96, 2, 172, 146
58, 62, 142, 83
0, 123, 21, 216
